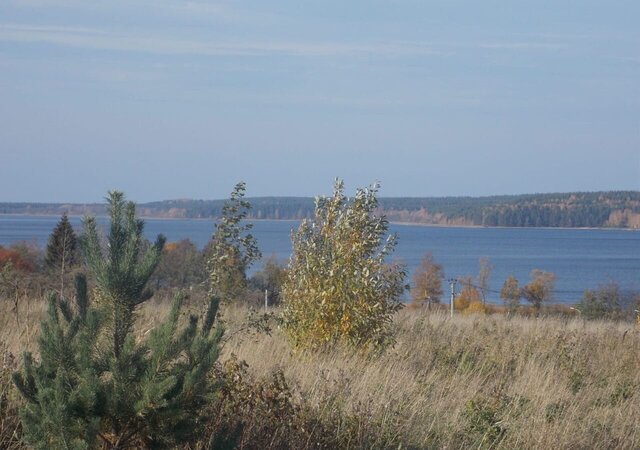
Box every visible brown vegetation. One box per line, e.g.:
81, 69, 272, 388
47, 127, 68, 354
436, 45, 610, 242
2, 297, 640, 449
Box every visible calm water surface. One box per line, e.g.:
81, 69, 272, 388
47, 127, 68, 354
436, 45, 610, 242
1, 215, 638, 304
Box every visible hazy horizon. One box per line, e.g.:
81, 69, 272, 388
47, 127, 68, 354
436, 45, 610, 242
1, 1, 639, 202
1, 188, 639, 206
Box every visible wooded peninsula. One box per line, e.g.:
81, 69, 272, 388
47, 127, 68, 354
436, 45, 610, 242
1, 190, 639, 228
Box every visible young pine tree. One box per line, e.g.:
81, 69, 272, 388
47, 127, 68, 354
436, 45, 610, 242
13, 191, 224, 449
44, 212, 78, 297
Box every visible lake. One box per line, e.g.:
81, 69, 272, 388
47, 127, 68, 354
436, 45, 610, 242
1, 215, 639, 304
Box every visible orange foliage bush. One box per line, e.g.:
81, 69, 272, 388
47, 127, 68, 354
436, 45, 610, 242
0, 247, 33, 273
454, 296, 470, 311
463, 301, 487, 315
454, 277, 482, 311
163, 242, 179, 253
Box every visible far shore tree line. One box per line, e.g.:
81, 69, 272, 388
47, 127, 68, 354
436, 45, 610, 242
3, 190, 639, 228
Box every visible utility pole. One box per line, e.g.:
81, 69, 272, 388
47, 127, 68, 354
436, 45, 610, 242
448, 279, 457, 318
264, 289, 268, 313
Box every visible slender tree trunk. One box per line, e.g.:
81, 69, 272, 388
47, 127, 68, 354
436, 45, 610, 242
60, 232, 67, 298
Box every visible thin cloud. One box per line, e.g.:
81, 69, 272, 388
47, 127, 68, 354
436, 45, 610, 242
3, 0, 282, 24
1, 24, 108, 35
476, 42, 567, 50
610, 55, 640, 64
0, 23, 441, 58
0, 24, 569, 60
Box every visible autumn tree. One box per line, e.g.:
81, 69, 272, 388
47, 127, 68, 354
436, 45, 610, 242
206, 182, 261, 303
477, 257, 493, 304
282, 180, 406, 351
44, 213, 78, 296
455, 275, 482, 310
500, 275, 521, 311
410, 252, 443, 308
521, 269, 555, 313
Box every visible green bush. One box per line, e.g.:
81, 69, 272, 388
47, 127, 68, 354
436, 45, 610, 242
463, 397, 507, 448
576, 283, 623, 320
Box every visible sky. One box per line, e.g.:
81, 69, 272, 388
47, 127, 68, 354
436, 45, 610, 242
0, 0, 639, 202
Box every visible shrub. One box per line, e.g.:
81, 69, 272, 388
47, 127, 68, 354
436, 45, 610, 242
0, 247, 34, 274
200, 355, 408, 450
576, 283, 623, 320
282, 180, 406, 351
464, 301, 487, 315
463, 397, 506, 447
455, 276, 482, 311
203, 356, 319, 449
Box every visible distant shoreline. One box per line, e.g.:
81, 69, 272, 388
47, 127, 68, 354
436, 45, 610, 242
0, 213, 637, 232
2, 191, 638, 230
389, 220, 639, 232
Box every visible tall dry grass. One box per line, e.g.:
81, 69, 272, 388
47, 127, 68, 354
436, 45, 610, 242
1, 296, 639, 449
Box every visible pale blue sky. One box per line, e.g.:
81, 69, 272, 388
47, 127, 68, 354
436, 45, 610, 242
0, 0, 638, 202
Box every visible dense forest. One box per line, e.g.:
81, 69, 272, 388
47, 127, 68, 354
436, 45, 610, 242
1, 191, 639, 228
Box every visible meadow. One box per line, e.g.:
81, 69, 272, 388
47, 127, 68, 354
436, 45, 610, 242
2, 296, 639, 449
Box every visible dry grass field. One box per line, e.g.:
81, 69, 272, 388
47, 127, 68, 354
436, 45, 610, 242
2, 296, 639, 449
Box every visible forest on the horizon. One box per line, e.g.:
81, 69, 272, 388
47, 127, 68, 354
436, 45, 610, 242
1, 191, 639, 229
